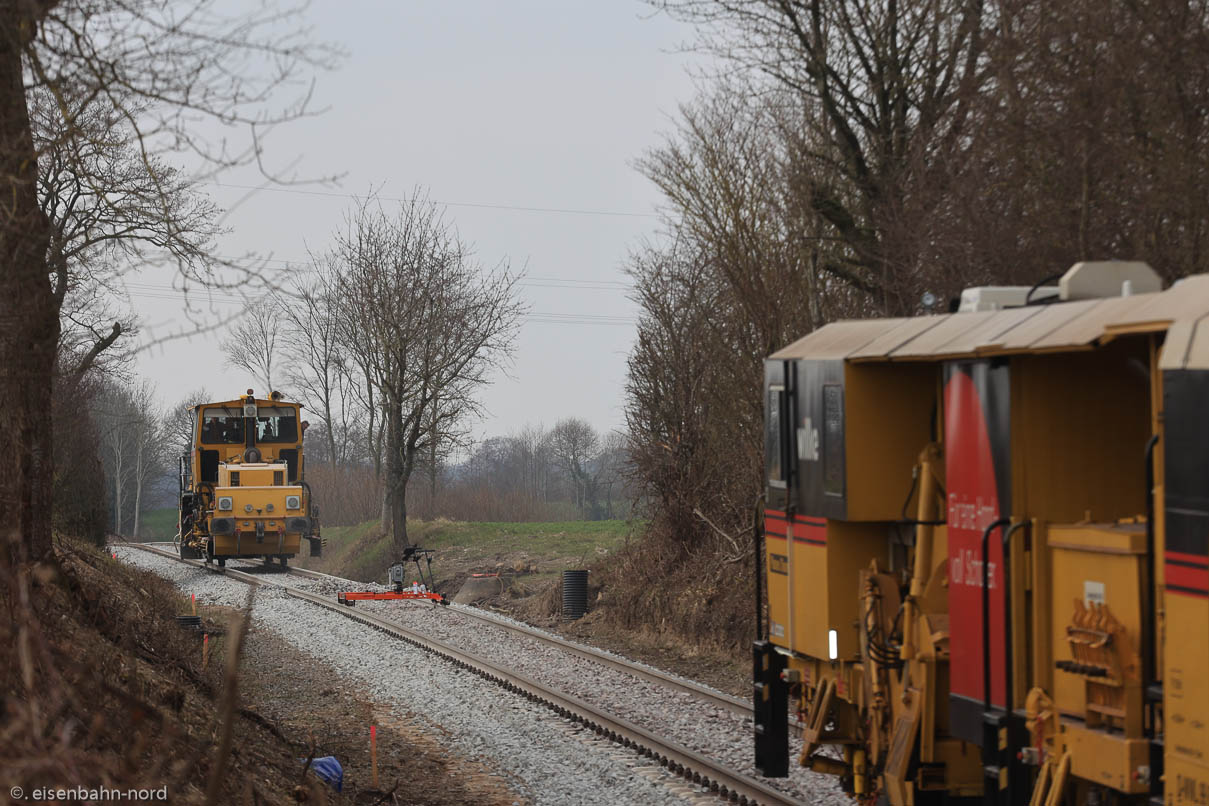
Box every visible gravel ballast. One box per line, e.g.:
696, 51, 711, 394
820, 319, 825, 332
117, 546, 848, 805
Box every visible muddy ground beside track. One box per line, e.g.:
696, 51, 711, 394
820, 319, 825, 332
236, 608, 523, 806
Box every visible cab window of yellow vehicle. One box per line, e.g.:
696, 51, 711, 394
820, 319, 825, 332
201, 407, 245, 444
256, 406, 299, 443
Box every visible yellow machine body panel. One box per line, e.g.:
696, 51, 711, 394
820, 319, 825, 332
782, 520, 886, 661
1166, 592, 1209, 797
764, 530, 790, 646
1061, 721, 1150, 794
1047, 523, 1147, 728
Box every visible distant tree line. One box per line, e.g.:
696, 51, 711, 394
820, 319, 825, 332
299, 417, 632, 526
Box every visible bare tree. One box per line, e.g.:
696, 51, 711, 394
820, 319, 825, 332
625, 238, 763, 543
281, 272, 357, 468
337, 298, 386, 478
165, 388, 210, 463
1, 1, 335, 562
221, 302, 283, 395
34, 86, 223, 378
653, 0, 989, 314
93, 378, 161, 537
550, 418, 600, 518
516, 423, 553, 506
918, 0, 1209, 292
594, 430, 630, 520
129, 392, 163, 539
329, 194, 525, 549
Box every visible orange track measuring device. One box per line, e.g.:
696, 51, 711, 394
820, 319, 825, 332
336, 545, 448, 606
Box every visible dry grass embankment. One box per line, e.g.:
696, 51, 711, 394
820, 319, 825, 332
0, 535, 519, 805
1, 536, 314, 805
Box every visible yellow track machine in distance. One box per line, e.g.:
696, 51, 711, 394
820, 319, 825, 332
177, 390, 320, 567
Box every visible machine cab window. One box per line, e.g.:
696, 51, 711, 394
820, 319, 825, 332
200, 407, 245, 444
766, 385, 786, 488
255, 406, 298, 444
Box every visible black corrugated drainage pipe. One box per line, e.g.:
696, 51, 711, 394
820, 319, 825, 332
561, 569, 589, 621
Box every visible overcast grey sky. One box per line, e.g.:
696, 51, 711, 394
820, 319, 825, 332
129, 2, 706, 440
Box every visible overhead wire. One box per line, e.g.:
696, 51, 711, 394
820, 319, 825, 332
207, 181, 660, 219
118, 287, 637, 326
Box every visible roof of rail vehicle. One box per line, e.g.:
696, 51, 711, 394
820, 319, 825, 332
191, 397, 304, 411
769, 273, 1209, 366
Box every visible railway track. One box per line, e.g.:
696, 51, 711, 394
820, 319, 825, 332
152, 543, 785, 728
263, 562, 753, 714
126, 542, 802, 806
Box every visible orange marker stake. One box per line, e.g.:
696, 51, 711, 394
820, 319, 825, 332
191, 593, 197, 617
370, 725, 378, 788
202, 633, 209, 670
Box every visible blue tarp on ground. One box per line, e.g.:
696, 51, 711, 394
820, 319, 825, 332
302, 756, 343, 792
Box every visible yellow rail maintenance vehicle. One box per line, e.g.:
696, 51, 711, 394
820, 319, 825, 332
753, 262, 1209, 805
177, 390, 321, 567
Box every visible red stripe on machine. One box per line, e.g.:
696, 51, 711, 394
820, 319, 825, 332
792, 522, 827, 546
1167, 550, 1209, 567
1166, 562, 1209, 593
793, 514, 826, 528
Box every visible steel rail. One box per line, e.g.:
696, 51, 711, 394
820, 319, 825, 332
448, 604, 754, 709
121, 542, 803, 806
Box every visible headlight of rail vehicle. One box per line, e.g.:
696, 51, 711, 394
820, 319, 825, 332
266, 503, 274, 512
244, 503, 253, 513
286, 495, 301, 510
217, 496, 233, 511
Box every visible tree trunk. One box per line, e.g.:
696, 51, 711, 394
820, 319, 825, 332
390, 479, 409, 549
383, 398, 410, 550
132, 432, 145, 539
113, 450, 123, 535
325, 414, 338, 471
0, 11, 55, 564
427, 437, 437, 518
380, 487, 391, 533
132, 476, 142, 539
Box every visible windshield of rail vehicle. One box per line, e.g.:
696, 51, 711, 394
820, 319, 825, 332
254, 405, 299, 443
200, 406, 245, 444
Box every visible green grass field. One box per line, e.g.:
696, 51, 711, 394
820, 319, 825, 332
135, 507, 178, 541
299, 518, 636, 589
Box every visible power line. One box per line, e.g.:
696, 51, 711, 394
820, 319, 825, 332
118, 288, 637, 327
121, 276, 631, 302
206, 255, 633, 289
209, 181, 659, 219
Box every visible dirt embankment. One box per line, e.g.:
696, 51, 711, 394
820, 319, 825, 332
1, 537, 519, 806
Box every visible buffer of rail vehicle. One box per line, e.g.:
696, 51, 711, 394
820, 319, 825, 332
752, 261, 1209, 805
